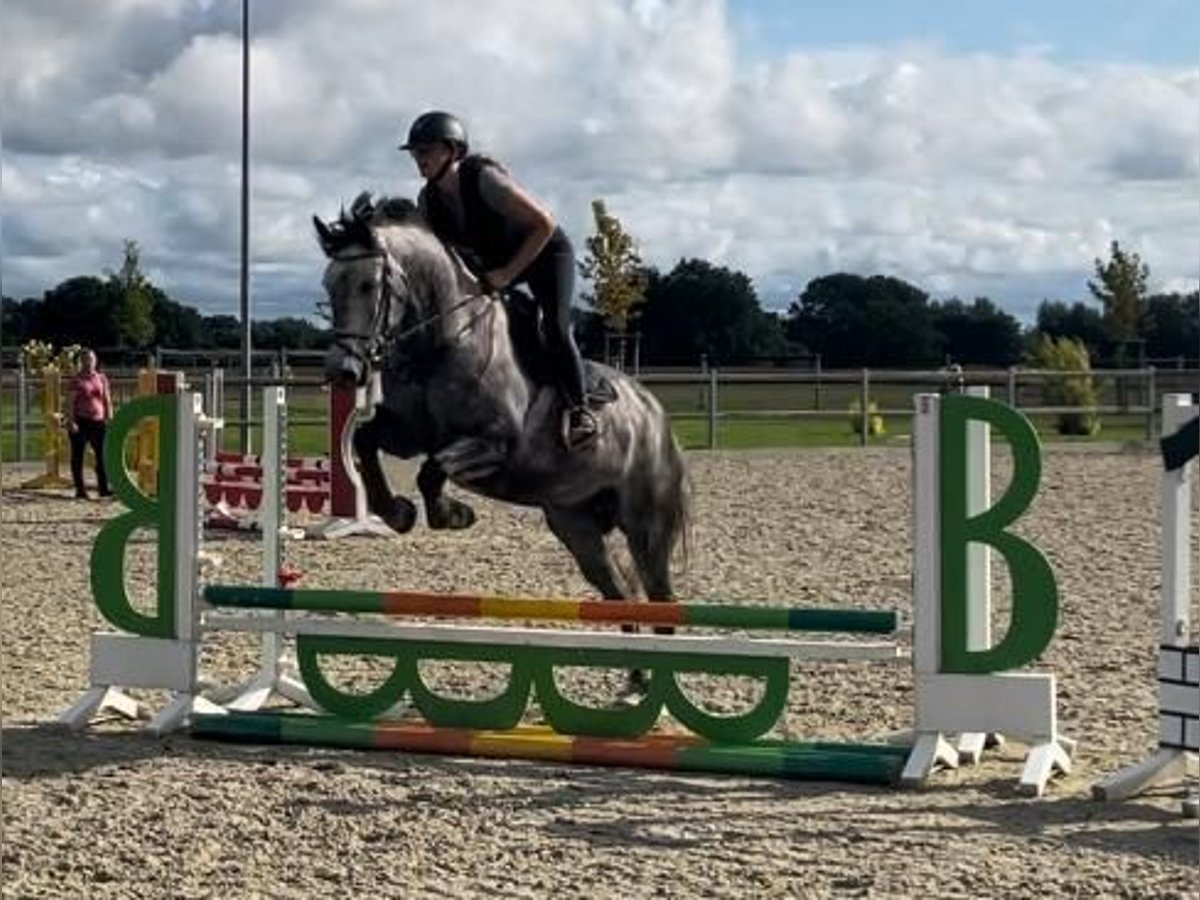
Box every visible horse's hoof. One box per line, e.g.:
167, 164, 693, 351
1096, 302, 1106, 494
446, 501, 476, 530
428, 499, 476, 531
615, 670, 649, 707
614, 689, 645, 709
384, 497, 418, 534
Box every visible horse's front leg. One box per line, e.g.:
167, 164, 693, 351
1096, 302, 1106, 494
352, 416, 418, 534
416, 458, 476, 530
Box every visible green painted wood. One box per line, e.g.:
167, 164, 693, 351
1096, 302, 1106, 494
293, 636, 792, 742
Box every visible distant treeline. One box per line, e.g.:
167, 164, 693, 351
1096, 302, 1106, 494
4, 242, 1195, 369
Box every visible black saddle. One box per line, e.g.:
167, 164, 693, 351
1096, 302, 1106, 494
501, 289, 617, 409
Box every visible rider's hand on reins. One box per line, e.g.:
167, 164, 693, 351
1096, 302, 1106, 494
482, 269, 512, 295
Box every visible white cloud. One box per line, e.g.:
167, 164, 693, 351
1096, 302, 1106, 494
2, 0, 1197, 322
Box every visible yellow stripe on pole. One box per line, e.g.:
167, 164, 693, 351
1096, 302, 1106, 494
478, 597, 583, 621
471, 729, 575, 761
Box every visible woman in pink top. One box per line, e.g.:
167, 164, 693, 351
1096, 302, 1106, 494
67, 349, 113, 499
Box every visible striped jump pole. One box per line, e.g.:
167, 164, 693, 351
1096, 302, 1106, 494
202, 585, 901, 634
193, 712, 911, 786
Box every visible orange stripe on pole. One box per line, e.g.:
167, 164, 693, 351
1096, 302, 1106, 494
380, 592, 688, 626
382, 592, 483, 618
372, 722, 472, 754
571, 736, 683, 768
579, 600, 686, 627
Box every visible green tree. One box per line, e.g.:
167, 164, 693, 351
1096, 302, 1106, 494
153, 296, 206, 349
639, 259, 785, 365
932, 297, 1024, 366
32, 276, 122, 348
1140, 291, 1199, 361
1088, 240, 1148, 346
786, 273, 940, 367
253, 317, 332, 350
577, 199, 648, 332
2, 296, 40, 346
1034, 300, 1108, 354
108, 240, 157, 348
200, 315, 243, 349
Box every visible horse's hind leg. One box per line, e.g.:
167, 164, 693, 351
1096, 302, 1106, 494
544, 502, 649, 694
621, 461, 687, 636
416, 458, 476, 530
352, 416, 418, 534
544, 504, 632, 601
624, 523, 677, 644
626, 525, 674, 604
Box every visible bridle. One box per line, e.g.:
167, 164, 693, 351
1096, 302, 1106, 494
330, 244, 492, 378
329, 249, 406, 374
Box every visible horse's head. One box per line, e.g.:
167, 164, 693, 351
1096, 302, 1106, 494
314, 195, 415, 387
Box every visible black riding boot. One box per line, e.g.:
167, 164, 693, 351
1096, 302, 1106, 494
522, 230, 599, 450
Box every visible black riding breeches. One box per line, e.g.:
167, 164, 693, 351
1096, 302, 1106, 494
518, 232, 587, 407
69, 418, 109, 497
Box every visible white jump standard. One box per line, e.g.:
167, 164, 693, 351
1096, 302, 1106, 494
1093, 393, 1200, 815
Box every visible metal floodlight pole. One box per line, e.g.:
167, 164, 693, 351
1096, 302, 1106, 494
238, 0, 252, 452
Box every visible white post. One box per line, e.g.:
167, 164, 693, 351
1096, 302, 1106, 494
906, 394, 960, 777
1093, 393, 1200, 806
225, 386, 316, 712
261, 385, 284, 589
146, 393, 227, 734
1159, 394, 1192, 650
204, 368, 225, 466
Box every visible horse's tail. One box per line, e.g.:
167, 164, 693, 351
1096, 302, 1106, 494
663, 429, 692, 573
620, 377, 692, 590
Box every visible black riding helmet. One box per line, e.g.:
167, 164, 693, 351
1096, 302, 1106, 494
400, 111, 469, 158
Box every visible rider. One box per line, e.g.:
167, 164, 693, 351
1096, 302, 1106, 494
400, 110, 598, 449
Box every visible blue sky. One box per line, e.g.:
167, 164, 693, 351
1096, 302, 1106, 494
733, 0, 1200, 65
2, 0, 1197, 324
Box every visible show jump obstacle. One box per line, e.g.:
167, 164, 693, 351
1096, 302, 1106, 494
136, 368, 392, 539
61, 388, 1073, 794
1093, 393, 1199, 815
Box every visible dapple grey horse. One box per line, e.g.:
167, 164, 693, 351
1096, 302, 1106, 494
313, 196, 688, 621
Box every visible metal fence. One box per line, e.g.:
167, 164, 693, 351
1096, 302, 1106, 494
2, 362, 1195, 459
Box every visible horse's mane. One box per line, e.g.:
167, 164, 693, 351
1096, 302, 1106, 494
370, 195, 423, 227
317, 191, 481, 303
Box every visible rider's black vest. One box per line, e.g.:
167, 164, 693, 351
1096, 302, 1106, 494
420, 154, 567, 278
